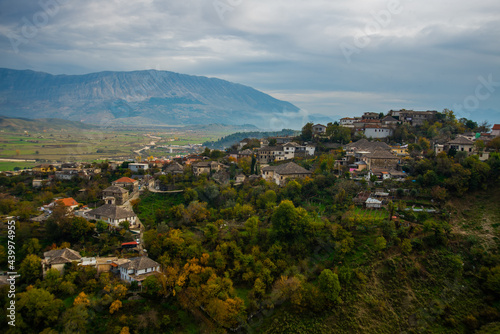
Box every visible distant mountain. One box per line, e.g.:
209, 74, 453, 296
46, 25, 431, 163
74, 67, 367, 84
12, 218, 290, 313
0, 116, 95, 132
0, 68, 301, 128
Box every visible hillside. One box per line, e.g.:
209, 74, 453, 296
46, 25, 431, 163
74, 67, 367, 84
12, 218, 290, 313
0, 68, 301, 128
0, 116, 96, 131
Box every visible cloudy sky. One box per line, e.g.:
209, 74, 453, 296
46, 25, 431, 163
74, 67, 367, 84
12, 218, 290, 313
0, 0, 499, 122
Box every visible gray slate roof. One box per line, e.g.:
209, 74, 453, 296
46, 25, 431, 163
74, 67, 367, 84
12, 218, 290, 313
165, 162, 184, 172
448, 136, 474, 145
262, 162, 312, 175
119, 256, 160, 271
345, 139, 391, 152
103, 185, 128, 194
365, 150, 399, 159
44, 248, 81, 264
88, 204, 136, 220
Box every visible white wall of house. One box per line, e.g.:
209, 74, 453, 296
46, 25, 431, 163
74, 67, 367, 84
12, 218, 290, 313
129, 163, 149, 172
365, 128, 393, 139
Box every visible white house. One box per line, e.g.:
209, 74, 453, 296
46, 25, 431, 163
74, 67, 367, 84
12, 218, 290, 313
129, 163, 149, 173
364, 125, 393, 139
118, 256, 160, 286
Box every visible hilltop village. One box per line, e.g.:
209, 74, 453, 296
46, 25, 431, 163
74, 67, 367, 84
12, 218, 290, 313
1, 108, 500, 333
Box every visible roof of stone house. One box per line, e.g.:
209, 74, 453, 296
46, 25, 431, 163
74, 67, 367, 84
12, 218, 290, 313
283, 142, 300, 147
365, 150, 399, 159
448, 136, 474, 145
113, 177, 137, 184
262, 162, 312, 175
239, 149, 254, 155
103, 185, 128, 194
345, 139, 391, 151
119, 256, 160, 271
43, 248, 81, 264
382, 116, 398, 122
165, 162, 184, 172
259, 146, 284, 152
88, 204, 136, 220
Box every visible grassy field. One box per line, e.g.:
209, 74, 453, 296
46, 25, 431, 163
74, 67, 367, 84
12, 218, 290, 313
0, 161, 37, 171
0, 127, 234, 165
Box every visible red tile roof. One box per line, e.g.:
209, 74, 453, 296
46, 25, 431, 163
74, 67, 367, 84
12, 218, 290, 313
493, 124, 500, 130
122, 241, 138, 246
114, 177, 136, 183
57, 197, 79, 207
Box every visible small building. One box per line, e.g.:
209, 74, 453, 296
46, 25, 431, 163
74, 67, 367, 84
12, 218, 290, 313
164, 161, 184, 175
112, 177, 139, 192
313, 124, 327, 135
492, 124, 500, 137
54, 197, 80, 211
192, 161, 228, 177
261, 161, 312, 186
118, 256, 161, 286
129, 163, 149, 173
364, 125, 393, 139
102, 185, 129, 205
87, 200, 138, 228
447, 136, 474, 155
42, 248, 82, 275
365, 198, 382, 208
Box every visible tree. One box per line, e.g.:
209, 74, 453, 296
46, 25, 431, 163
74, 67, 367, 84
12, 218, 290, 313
21, 238, 41, 256
487, 137, 500, 152
61, 304, 89, 334
110, 300, 123, 314
18, 287, 64, 328
19, 254, 42, 283
271, 200, 311, 241
318, 269, 341, 303
73, 292, 90, 307
401, 239, 412, 254
301, 122, 313, 141
374, 236, 387, 252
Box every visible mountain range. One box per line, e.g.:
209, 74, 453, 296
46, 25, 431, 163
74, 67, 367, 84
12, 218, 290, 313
0, 68, 309, 128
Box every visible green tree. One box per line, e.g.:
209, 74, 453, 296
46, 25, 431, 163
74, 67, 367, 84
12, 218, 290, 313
318, 269, 341, 303
374, 236, 387, 252
271, 200, 311, 240
401, 239, 412, 254
301, 122, 314, 141
19, 254, 42, 283
18, 287, 64, 328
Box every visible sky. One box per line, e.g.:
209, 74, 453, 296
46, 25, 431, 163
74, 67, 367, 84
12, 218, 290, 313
0, 0, 499, 123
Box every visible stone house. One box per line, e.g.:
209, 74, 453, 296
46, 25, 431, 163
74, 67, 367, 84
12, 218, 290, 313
261, 161, 312, 186
102, 185, 129, 205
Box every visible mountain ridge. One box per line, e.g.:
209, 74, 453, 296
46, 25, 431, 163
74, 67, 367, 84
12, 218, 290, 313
0, 68, 301, 128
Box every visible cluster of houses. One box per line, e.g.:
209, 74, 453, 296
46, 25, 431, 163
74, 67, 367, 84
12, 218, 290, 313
41, 248, 160, 287
332, 110, 438, 139
337, 139, 407, 181
435, 130, 498, 161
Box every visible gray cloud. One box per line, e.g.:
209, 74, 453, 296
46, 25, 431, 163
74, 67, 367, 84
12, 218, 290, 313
0, 0, 499, 123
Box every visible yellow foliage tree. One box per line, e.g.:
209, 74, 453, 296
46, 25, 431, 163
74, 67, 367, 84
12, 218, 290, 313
110, 299, 123, 314
119, 326, 130, 334
73, 291, 90, 307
